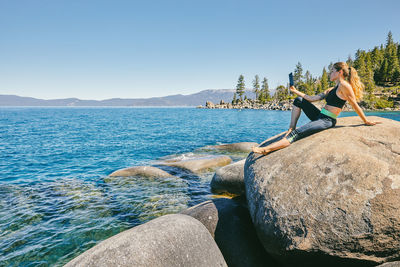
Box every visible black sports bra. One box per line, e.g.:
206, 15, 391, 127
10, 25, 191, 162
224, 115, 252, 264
325, 85, 346, 108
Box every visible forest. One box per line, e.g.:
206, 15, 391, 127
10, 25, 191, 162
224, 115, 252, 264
233, 31, 400, 109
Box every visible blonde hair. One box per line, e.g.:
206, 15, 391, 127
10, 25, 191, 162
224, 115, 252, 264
333, 62, 364, 102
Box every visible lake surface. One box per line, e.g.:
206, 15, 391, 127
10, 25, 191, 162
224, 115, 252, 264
1, 107, 399, 266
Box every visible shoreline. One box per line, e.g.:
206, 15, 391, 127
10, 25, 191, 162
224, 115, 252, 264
197, 99, 400, 112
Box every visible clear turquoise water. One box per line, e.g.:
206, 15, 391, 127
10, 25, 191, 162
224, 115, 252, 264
1, 107, 399, 266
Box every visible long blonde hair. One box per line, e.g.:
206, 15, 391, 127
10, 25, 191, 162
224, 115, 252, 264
333, 62, 364, 102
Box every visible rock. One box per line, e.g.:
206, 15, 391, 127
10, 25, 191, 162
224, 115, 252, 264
213, 142, 259, 152
109, 166, 173, 177
206, 101, 215, 108
211, 159, 246, 195
244, 116, 400, 266
181, 197, 280, 267
377, 262, 400, 267
65, 214, 227, 267
160, 155, 232, 173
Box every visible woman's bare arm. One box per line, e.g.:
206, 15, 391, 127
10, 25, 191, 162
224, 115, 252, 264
289, 86, 331, 102
341, 84, 380, 125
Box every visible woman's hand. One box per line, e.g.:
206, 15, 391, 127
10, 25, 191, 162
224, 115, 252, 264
289, 86, 297, 94
364, 121, 382, 126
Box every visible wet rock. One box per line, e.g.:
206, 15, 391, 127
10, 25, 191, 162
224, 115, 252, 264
181, 197, 280, 267
160, 155, 232, 173
211, 159, 245, 195
109, 166, 173, 178
65, 214, 227, 267
245, 116, 400, 266
213, 142, 259, 153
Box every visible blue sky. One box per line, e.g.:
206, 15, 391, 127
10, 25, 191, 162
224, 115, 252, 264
1, 0, 399, 100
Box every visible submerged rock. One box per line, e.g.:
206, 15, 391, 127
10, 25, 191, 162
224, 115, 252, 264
65, 214, 227, 267
181, 197, 280, 267
211, 159, 246, 195
244, 116, 400, 266
213, 142, 259, 153
109, 166, 173, 178
160, 155, 232, 173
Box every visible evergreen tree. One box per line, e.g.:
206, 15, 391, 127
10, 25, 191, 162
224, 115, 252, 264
232, 92, 237, 104
354, 49, 367, 81
293, 62, 304, 86
236, 75, 245, 101
304, 71, 315, 95
346, 55, 354, 67
252, 75, 260, 100
386, 31, 394, 47
320, 67, 329, 93
378, 58, 389, 84
260, 77, 270, 103
316, 82, 323, 95
398, 44, 400, 62
327, 62, 336, 87
274, 85, 288, 101
386, 42, 400, 84
364, 53, 375, 95
371, 46, 384, 72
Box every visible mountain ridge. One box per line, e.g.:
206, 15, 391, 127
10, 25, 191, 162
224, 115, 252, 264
0, 89, 256, 107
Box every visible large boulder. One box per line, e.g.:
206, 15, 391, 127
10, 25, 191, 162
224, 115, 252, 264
211, 159, 246, 195
377, 262, 400, 267
65, 214, 227, 267
244, 116, 400, 266
160, 155, 232, 173
109, 166, 173, 177
181, 197, 280, 267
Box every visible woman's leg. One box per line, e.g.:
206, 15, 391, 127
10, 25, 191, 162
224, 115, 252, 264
252, 138, 290, 155
286, 117, 335, 143
289, 105, 301, 129
285, 96, 321, 137
252, 117, 335, 155
293, 97, 321, 121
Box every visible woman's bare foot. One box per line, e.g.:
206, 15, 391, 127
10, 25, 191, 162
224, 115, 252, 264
251, 146, 270, 155
284, 128, 293, 138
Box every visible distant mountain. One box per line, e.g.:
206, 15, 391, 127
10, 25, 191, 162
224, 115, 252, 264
0, 89, 256, 107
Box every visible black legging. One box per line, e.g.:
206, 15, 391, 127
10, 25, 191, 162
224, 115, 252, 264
286, 97, 336, 143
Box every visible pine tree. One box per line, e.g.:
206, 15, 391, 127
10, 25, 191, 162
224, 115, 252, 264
293, 62, 304, 86
354, 49, 367, 81
304, 71, 314, 95
260, 77, 270, 103
236, 75, 245, 101
346, 55, 354, 67
386, 43, 400, 84
327, 62, 336, 87
386, 31, 394, 48
398, 44, 400, 62
274, 85, 288, 101
232, 92, 237, 104
378, 58, 389, 84
371, 46, 384, 71
320, 67, 329, 93
252, 75, 260, 100
364, 53, 375, 95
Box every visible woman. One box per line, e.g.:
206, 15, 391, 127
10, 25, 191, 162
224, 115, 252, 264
252, 62, 381, 155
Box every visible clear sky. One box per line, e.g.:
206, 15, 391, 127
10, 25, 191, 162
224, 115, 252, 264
1, 0, 399, 100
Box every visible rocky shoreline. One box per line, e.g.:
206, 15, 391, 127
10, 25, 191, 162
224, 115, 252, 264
66, 116, 400, 267
197, 99, 400, 112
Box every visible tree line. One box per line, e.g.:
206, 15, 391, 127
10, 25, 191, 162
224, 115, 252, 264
233, 31, 400, 107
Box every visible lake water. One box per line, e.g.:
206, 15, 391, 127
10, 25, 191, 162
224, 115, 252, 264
1, 107, 399, 266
